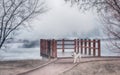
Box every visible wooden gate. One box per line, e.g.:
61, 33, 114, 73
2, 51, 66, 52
40, 39, 57, 58
40, 39, 101, 58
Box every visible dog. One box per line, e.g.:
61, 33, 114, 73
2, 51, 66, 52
72, 52, 81, 63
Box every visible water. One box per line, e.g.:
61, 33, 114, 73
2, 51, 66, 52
57, 40, 120, 57
0, 41, 120, 61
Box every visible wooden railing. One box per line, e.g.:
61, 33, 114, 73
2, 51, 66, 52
40, 39, 101, 58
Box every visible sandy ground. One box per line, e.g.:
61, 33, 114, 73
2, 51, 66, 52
60, 58, 120, 75
0, 59, 48, 75
0, 58, 120, 75
22, 58, 76, 75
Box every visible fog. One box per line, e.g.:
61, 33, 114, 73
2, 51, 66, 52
16, 0, 102, 40
1, 0, 119, 61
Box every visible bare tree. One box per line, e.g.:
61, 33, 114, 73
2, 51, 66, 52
0, 0, 45, 49
65, 0, 120, 52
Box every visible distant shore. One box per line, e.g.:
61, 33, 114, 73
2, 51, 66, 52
0, 59, 48, 75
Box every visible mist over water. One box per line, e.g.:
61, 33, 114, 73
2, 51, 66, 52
0, 0, 119, 61
0, 40, 120, 61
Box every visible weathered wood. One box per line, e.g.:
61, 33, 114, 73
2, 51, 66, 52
98, 40, 101, 57
88, 39, 91, 55
53, 39, 55, 57
93, 39, 96, 56
40, 39, 101, 58
45, 40, 48, 55
77, 39, 79, 53
52, 40, 54, 56
57, 44, 74, 45
80, 39, 83, 54
84, 39, 87, 54
55, 40, 57, 57
62, 39, 64, 53
74, 39, 76, 52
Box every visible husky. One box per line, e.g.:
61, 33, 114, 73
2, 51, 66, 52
72, 52, 81, 63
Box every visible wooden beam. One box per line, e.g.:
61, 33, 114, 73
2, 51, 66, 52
98, 40, 101, 57
84, 39, 87, 54
62, 39, 64, 53
74, 39, 76, 52
88, 39, 91, 55
93, 39, 96, 56
80, 39, 83, 54
77, 39, 79, 53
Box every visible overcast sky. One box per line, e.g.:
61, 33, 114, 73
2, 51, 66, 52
17, 0, 102, 40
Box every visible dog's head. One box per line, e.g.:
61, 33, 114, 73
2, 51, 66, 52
71, 52, 77, 56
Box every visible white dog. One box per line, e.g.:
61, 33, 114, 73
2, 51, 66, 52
72, 52, 81, 63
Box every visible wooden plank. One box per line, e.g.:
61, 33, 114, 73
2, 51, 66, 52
57, 44, 75, 45
78, 46, 98, 49
53, 39, 55, 57
51, 40, 53, 57
84, 39, 87, 54
88, 39, 91, 55
77, 39, 79, 53
57, 48, 74, 49
40, 39, 101, 58
54, 40, 57, 57
45, 40, 47, 54
98, 40, 101, 57
80, 39, 83, 54
57, 40, 74, 41
62, 39, 64, 53
93, 39, 96, 56
74, 39, 76, 52
50, 40, 52, 57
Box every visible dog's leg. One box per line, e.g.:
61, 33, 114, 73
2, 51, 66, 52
73, 56, 76, 63
73, 57, 75, 63
73, 58, 75, 63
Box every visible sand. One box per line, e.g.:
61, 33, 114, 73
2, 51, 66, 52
0, 59, 48, 75
0, 58, 120, 75
59, 58, 120, 75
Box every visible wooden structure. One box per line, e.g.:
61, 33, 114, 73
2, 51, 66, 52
40, 39, 101, 58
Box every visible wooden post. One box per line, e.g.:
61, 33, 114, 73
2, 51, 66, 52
74, 39, 76, 52
88, 39, 91, 55
80, 39, 83, 54
93, 39, 96, 56
52, 39, 57, 58
45, 40, 48, 55
77, 39, 79, 53
53, 39, 55, 57
84, 39, 87, 54
98, 40, 101, 57
54, 40, 57, 58
42, 40, 44, 54
44, 40, 46, 53
47, 40, 51, 58
62, 39, 64, 53
52, 39, 54, 57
